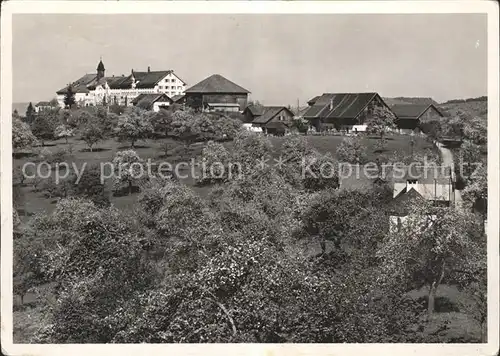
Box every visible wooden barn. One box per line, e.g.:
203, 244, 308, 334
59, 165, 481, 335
244, 106, 295, 135
391, 104, 444, 134
302, 92, 395, 132
184, 74, 250, 112
131, 93, 173, 112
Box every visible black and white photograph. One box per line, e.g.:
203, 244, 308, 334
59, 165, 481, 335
1, 1, 499, 355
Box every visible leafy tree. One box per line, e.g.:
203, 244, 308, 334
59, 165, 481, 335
456, 254, 487, 342
25, 102, 36, 125
63, 85, 76, 109
115, 109, 154, 148
12, 115, 38, 149
25, 198, 155, 343
112, 150, 144, 195
377, 205, 484, 317
170, 110, 200, 145
54, 124, 74, 144
31, 111, 57, 146
419, 119, 442, 141
463, 116, 487, 146
49, 98, 60, 107
291, 116, 309, 133
197, 141, 233, 185
301, 188, 382, 254
335, 136, 367, 164
150, 108, 173, 137
365, 106, 396, 140
301, 151, 339, 192
80, 116, 105, 152
462, 164, 487, 230
459, 140, 482, 181
68, 164, 110, 207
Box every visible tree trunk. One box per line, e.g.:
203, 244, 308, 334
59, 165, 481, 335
89, 145, 93, 152
131, 140, 135, 149
128, 180, 133, 195
427, 282, 437, 317
428, 260, 446, 318
20, 294, 24, 305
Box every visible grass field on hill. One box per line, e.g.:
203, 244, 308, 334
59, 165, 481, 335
13, 133, 435, 218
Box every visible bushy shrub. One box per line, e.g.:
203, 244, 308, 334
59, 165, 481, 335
336, 136, 367, 164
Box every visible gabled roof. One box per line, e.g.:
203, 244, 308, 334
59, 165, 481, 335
384, 97, 438, 107
302, 93, 380, 119
132, 93, 173, 109
388, 187, 427, 215
385, 165, 453, 184
392, 104, 444, 120
36, 101, 51, 106
132, 70, 173, 89
57, 69, 174, 94
244, 105, 265, 116
251, 106, 294, 125
185, 74, 250, 94
171, 94, 185, 103
56, 73, 97, 94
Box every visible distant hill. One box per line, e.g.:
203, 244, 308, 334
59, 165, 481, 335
442, 96, 487, 104
383, 97, 439, 107
12, 102, 31, 116
438, 100, 487, 120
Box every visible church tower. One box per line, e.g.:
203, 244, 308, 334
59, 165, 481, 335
97, 58, 105, 80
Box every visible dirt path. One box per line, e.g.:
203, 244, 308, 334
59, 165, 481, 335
435, 141, 463, 208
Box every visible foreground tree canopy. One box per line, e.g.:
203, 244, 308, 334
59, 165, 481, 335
13, 131, 487, 343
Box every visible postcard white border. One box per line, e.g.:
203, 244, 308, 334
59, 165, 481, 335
1, 1, 499, 356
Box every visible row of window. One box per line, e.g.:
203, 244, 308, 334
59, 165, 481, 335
159, 86, 183, 90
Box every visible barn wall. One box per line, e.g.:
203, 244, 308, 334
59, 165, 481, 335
420, 106, 443, 122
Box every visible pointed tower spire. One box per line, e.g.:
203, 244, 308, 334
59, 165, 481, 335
97, 58, 105, 80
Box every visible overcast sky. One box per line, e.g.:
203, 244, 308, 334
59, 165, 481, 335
13, 13, 487, 105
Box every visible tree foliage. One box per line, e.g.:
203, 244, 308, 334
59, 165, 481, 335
13, 115, 38, 149
115, 109, 154, 148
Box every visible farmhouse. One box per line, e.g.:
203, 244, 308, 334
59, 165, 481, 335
56, 59, 187, 108
243, 105, 295, 135
131, 93, 173, 112
34, 101, 54, 112
303, 92, 395, 133
386, 165, 455, 231
391, 104, 444, 134
184, 74, 250, 112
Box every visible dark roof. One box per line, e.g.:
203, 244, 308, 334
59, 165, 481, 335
307, 96, 320, 106
384, 97, 438, 107
36, 101, 51, 106
392, 104, 443, 120
302, 93, 379, 119
56, 73, 97, 94
185, 74, 250, 94
133, 70, 173, 89
132, 93, 173, 109
171, 94, 185, 103
252, 106, 294, 125
385, 165, 453, 184
388, 187, 427, 215
57, 69, 174, 94
244, 105, 265, 116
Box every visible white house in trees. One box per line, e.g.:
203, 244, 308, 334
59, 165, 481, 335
56, 59, 187, 108
387, 165, 455, 232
